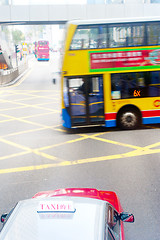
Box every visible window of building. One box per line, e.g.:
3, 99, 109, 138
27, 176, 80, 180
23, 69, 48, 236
111, 71, 160, 99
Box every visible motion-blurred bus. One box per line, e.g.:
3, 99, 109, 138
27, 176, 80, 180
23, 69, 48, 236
61, 17, 160, 130
37, 40, 49, 61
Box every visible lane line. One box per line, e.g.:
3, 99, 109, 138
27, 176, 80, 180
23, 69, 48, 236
1, 146, 160, 174
35, 136, 89, 151
7, 68, 33, 88
0, 124, 62, 138
0, 106, 27, 112
140, 142, 160, 150
32, 150, 57, 160
0, 151, 31, 161
0, 138, 58, 162
0, 138, 33, 152
0, 98, 56, 112
1, 126, 51, 138
87, 135, 142, 150
0, 113, 53, 128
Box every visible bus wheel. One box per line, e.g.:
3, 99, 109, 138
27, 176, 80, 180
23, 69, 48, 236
118, 108, 141, 130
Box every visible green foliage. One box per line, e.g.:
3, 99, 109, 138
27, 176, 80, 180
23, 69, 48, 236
12, 29, 25, 44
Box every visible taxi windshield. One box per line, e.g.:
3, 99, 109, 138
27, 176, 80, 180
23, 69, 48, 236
0, 197, 105, 240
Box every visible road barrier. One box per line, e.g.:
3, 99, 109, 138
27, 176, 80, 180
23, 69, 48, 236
0, 62, 28, 86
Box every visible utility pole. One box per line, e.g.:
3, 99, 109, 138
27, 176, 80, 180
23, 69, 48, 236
15, 44, 19, 67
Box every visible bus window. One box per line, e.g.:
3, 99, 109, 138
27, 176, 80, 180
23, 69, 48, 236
131, 25, 145, 46
108, 24, 131, 48
98, 26, 108, 48
70, 26, 99, 50
111, 71, 160, 99
147, 23, 160, 45
70, 28, 89, 49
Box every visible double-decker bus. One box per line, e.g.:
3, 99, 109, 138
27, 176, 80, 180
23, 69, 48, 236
61, 17, 160, 130
37, 40, 49, 61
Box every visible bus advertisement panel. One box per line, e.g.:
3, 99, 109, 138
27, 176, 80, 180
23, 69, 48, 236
37, 40, 49, 61
61, 17, 160, 130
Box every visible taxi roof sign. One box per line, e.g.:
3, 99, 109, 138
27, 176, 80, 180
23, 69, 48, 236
37, 201, 76, 213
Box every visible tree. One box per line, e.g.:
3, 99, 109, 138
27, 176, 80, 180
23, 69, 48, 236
12, 29, 25, 44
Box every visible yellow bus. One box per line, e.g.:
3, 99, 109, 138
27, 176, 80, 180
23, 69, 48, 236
61, 17, 160, 130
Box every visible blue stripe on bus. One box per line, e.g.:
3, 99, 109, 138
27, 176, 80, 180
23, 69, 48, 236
62, 109, 71, 128
143, 117, 160, 125
105, 120, 116, 127
37, 58, 49, 61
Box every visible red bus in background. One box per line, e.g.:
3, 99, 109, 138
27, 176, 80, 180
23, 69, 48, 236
37, 40, 49, 61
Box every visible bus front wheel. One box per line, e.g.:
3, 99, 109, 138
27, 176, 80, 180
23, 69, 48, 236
118, 108, 141, 130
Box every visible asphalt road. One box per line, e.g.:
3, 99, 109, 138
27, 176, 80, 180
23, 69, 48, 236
0, 52, 160, 240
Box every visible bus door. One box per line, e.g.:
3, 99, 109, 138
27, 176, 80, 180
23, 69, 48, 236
68, 75, 105, 126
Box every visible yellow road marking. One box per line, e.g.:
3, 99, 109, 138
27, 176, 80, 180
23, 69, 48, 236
141, 142, 160, 150
0, 138, 33, 151
0, 106, 27, 112
0, 137, 58, 162
56, 128, 67, 132
8, 68, 33, 88
21, 111, 55, 119
87, 135, 142, 150
0, 151, 31, 161
32, 150, 57, 160
0, 98, 55, 112
16, 69, 32, 86
13, 92, 60, 101
36, 135, 89, 151
1, 126, 51, 138
0, 119, 14, 123
0, 111, 58, 125
0, 113, 51, 128
1, 146, 160, 174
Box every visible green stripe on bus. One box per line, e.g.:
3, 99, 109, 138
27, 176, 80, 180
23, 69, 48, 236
89, 65, 160, 72
89, 46, 160, 54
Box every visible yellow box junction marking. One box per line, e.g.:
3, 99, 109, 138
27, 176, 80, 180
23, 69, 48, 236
0, 70, 160, 174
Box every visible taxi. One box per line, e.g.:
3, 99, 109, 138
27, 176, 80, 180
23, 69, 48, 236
0, 188, 134, 240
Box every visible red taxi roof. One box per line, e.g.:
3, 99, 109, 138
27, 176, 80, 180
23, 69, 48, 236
33, 188, 123, 213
